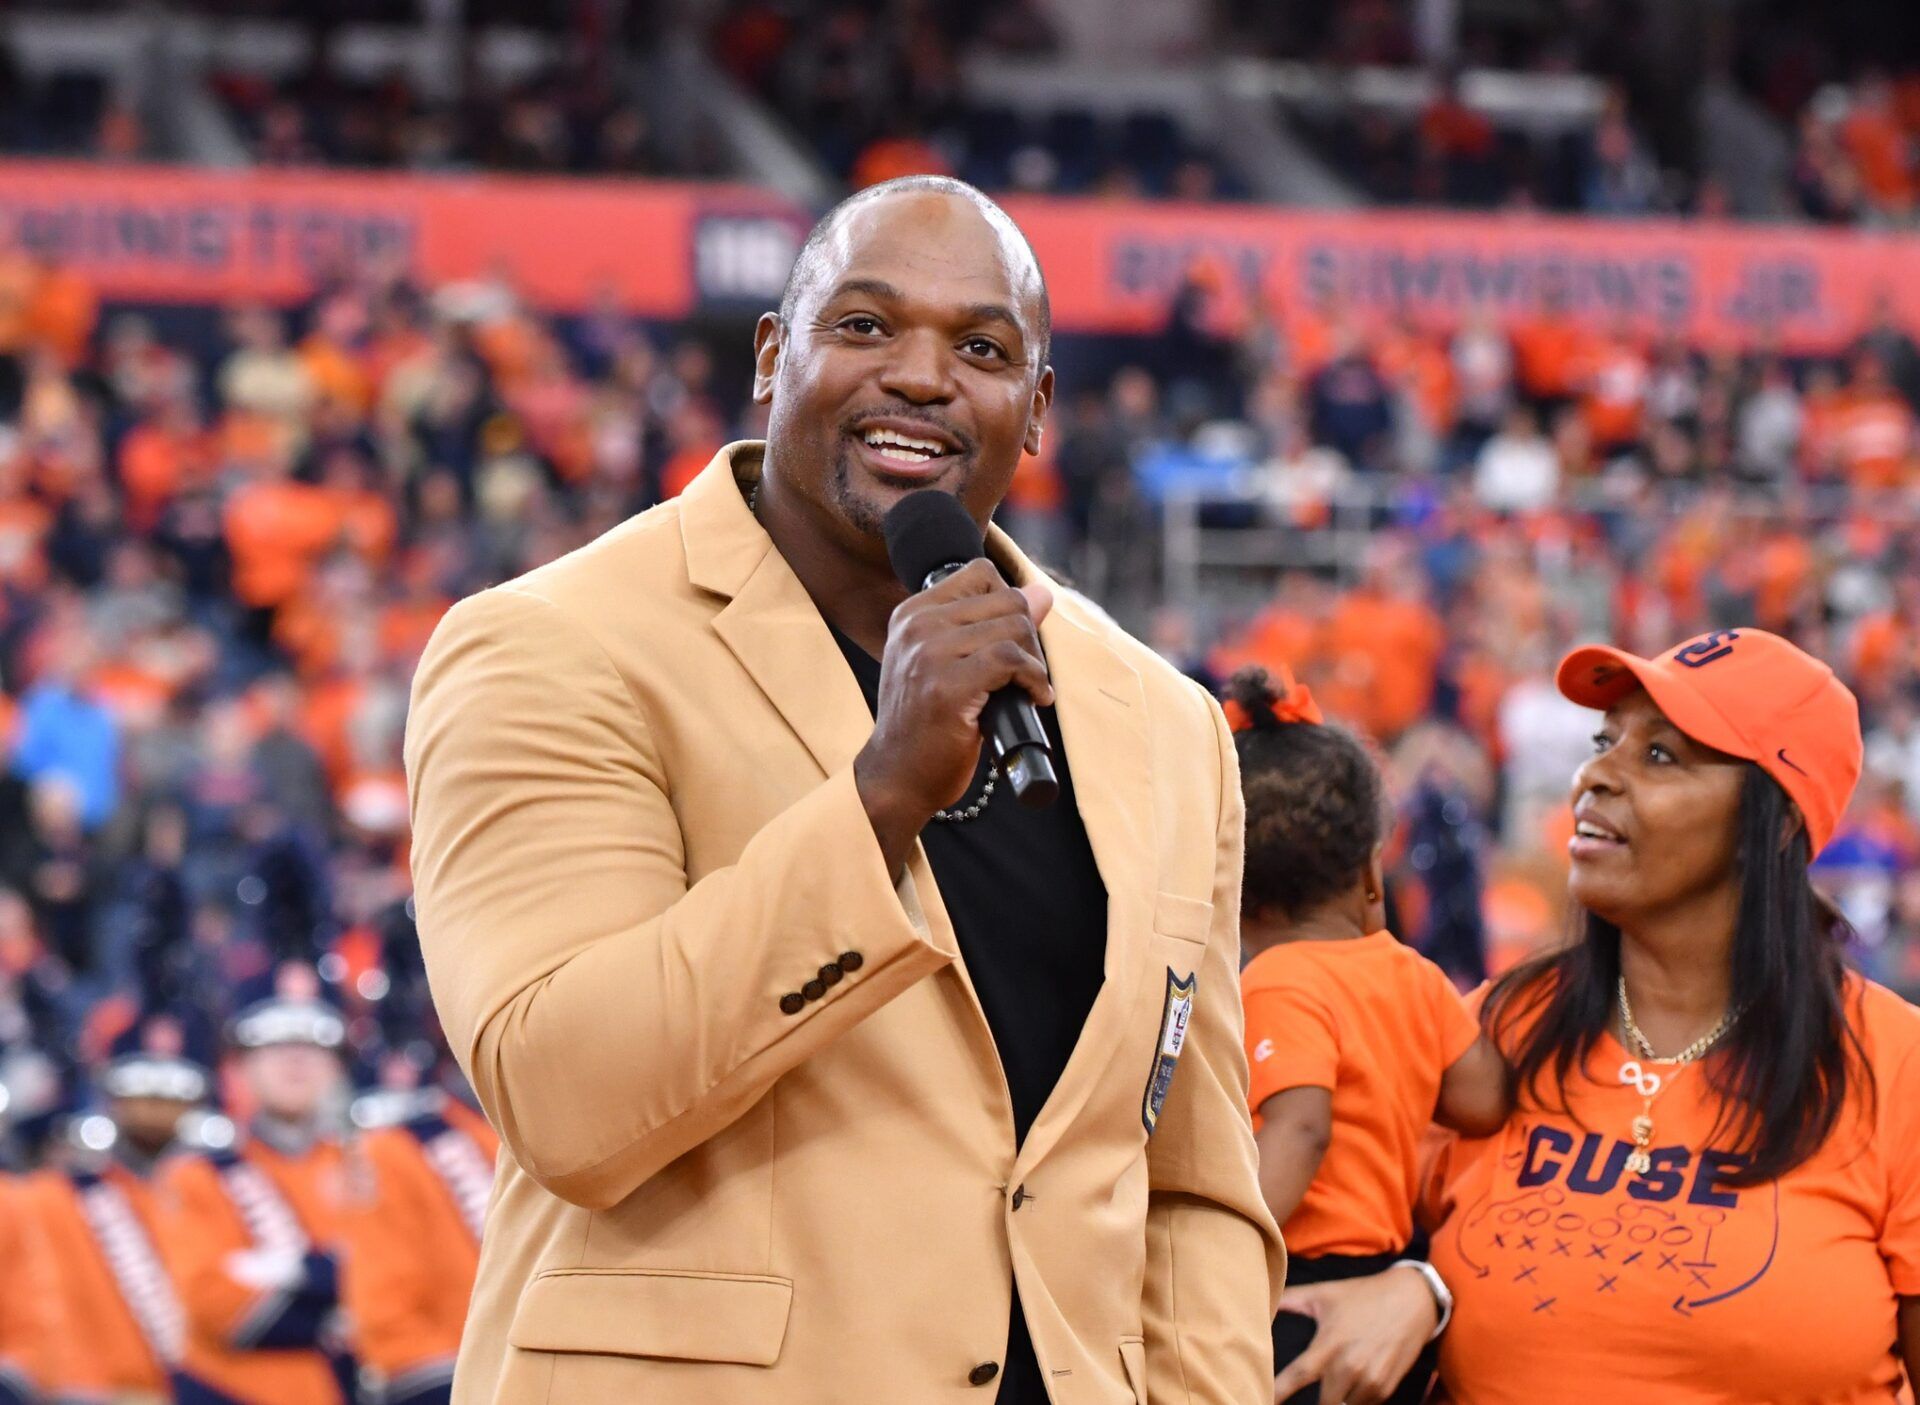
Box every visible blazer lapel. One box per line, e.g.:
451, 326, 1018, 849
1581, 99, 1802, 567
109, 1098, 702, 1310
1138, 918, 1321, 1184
684, 458, 1160, 1168
683, 447, 1005, 1087
989, 534, 1158, 1181
684, 445, 874, 779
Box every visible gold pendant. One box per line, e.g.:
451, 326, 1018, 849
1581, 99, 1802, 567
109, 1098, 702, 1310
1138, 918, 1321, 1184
1626, 1111, 1655, 1176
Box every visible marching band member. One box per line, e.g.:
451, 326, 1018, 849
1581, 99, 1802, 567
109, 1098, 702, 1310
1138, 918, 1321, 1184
30, 1052, 212, 1404
0, 1162, 68, 1405
155, 999, 357, 1405
342, 1060, 498, 1405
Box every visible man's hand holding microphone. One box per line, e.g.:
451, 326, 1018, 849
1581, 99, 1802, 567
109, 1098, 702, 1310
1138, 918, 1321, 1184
855, 491, 1058, 877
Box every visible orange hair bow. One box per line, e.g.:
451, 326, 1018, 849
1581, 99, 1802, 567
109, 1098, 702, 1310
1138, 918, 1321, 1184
1222, 670, 1324, 732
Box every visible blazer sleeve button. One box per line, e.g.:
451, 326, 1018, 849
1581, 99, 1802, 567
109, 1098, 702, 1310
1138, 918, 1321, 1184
838, 951, 864, 973
801, 979, 827, 1001
968, 1362, 1000, 1387
818, 962, 843, 986
779, 993, 806, 1016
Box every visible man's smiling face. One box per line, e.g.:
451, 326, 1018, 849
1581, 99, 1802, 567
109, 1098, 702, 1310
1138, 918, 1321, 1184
753, 187, 1054, 555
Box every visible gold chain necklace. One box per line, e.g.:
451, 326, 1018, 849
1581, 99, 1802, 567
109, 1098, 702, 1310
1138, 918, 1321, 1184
1615, 976, 1743, 1175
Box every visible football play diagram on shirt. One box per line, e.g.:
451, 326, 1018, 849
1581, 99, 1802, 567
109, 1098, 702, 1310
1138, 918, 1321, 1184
1448, 1123, 1781, 1317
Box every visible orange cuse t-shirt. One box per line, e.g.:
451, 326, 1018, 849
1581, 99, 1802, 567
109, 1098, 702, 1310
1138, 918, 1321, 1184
1242, 931, 1480, 1257
1427, 975, 1920, 1405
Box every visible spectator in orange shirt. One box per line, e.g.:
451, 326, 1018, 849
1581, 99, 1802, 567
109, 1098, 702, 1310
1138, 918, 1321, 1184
119, 396, 213, 534
1850, 574, 1920, 706
1512, 291, 1591, 415
1209, 571, 1328, 685
223, 443, 344, 632
377, 557, 453, 672
1800, 362, 1849, 479
1228, 667, 1508, 1405
1834, 350, 1915, 491
1578, 321, 1651, 457
22, 255, 98, 371
1840, 74, 1914, 218
318, 446, 397, 570
657, 401, 727, 500
852, 129, 954, 190
297, 293, 375, 418
1320, 550, 1447, 741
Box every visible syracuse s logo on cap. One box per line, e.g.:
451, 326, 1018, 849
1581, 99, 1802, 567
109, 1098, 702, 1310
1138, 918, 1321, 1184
1672, 629, 1742, 669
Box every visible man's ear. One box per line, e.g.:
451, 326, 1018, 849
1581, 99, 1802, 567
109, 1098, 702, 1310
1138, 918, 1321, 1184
1022, 364, 1055, 457
752, 313, 783, 405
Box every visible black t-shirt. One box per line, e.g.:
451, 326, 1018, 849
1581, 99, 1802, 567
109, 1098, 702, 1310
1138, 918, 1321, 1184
831, 626, 1108, 1405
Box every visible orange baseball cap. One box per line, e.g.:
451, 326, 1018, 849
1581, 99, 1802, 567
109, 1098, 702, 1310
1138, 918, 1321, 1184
1555, 628, 1862, 856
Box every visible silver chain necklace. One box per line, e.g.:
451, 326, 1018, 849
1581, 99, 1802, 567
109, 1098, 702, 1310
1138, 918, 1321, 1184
747, 479, 995, 824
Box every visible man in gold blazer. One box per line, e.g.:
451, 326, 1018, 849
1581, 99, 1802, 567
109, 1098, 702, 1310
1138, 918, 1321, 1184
404, 175, 1285, 1405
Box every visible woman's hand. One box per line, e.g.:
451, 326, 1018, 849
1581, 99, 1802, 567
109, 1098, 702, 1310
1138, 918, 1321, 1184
1272, 1266, 1439, 1405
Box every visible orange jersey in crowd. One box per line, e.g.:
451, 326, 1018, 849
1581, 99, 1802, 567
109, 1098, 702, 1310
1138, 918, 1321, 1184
1425, 975, 1920, 1405
26, 1163, 183, 1397
223, 479, 344, 610
1241, 931, 1481, 1257
1319, 589, 1446, 740
154, 1136, 353, 1405
0, 1173, 72, 1400
1512, 316, 1590, 401
1578, 339, 1650, 448
1833, 389, 1915, 490
342, 1098, 499, 1402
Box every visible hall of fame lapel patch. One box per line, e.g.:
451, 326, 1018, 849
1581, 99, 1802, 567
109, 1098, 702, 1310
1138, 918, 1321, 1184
1142, 967, 1198, 1136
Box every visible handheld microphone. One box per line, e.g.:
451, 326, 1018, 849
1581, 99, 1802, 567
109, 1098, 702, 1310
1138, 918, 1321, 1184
882, 491, 1060, 810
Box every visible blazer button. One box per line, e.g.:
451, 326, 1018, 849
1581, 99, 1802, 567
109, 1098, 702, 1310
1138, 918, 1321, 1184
779, 993, 805, 1016
968, 1362, 1000, 1387
802, 979, 827, 1001
838, 950, 864, 973
818, 962, 843, 986
1010, 1184, 1028, 1211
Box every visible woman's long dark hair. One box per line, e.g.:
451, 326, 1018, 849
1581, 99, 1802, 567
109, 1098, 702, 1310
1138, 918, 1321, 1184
1483, 765, 1872, 1186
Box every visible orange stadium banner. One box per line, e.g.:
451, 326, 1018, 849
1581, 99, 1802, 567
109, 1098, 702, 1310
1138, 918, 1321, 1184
2, 160, 1918, 350
0, 160, 806, 315
1003, 196, 1920, 351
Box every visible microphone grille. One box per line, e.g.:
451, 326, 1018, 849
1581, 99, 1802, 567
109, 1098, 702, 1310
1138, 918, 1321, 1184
882, 490, 984, 589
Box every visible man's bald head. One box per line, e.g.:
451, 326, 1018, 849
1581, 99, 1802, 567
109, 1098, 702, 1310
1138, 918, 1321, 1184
778, 176, 1051, 367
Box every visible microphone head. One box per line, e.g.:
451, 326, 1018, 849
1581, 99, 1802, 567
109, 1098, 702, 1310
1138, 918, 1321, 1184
883, 490, 985, 590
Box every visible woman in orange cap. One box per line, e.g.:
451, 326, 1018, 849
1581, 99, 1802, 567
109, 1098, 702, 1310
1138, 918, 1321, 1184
1267, 628, 1920, 1405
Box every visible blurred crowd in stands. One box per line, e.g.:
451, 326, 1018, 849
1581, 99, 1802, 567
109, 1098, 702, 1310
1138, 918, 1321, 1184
9, 0, 1920, 228
1789, 72, 1920, 226
4, 229, 1920, 1165
212, 58, 713, 179
710, 0, 1242, 199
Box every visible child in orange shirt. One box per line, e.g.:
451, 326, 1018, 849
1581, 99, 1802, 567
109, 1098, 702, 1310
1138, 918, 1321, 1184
1227, 666, 1508, 1405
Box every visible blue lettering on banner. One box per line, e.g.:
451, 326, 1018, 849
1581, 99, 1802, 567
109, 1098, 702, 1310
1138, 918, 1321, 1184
1723, 258, 1821, 327
0, 195, 416, 278
1110, 237, 1272, 302
1287, 243, 1697, 323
